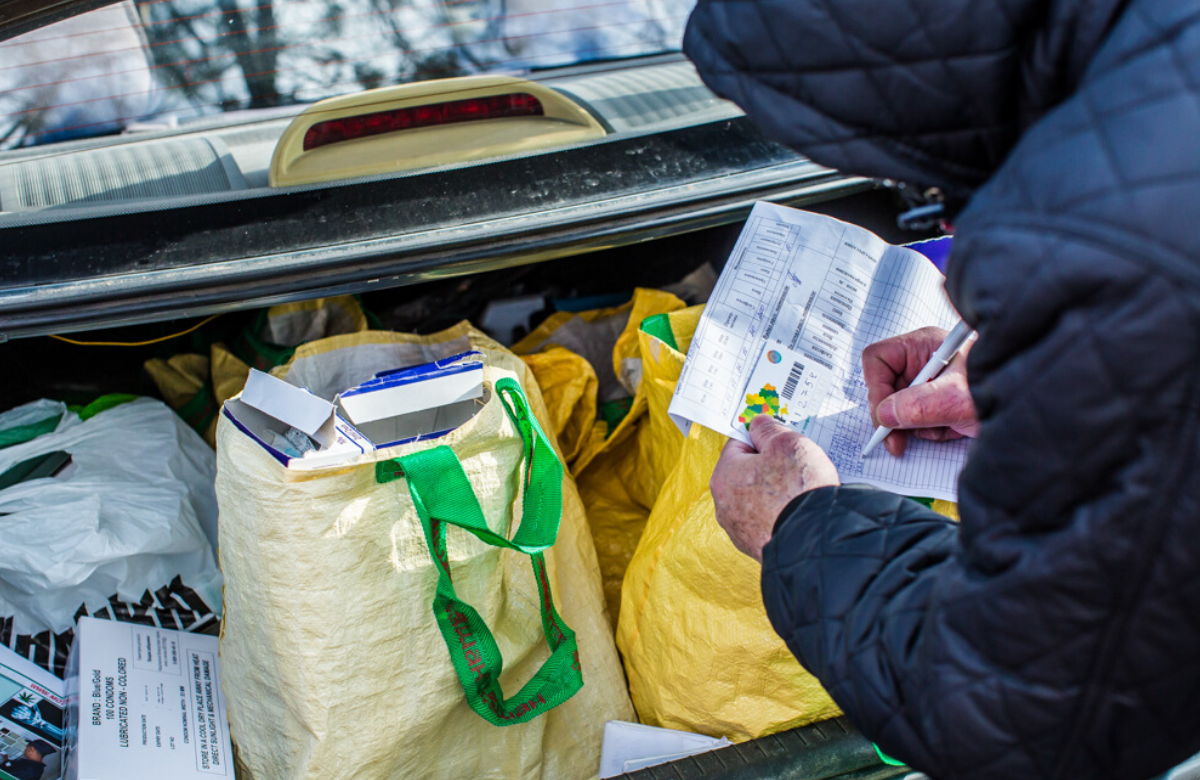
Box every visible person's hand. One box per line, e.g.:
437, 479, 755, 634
863, 326, 979, 457
710, 414, 840, 562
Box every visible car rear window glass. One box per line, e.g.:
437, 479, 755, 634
0, 0, 694, 149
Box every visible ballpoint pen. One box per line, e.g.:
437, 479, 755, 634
861, 319, 975, 457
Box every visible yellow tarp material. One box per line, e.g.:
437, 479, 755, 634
513, 289, 685, 627
517, 347, 598, 465
618, 305, 960, 741
932, 499, 959, 520
217, 324, 634, 780
618, 306, 840, 740
145, 296, 369, 446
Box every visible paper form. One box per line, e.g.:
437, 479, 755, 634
668, 201, 968, 501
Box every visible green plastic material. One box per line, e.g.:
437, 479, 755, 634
72, 393, 138, 421
874, 744, 906, 767
0, 415, 61, 450
601, 397, 634, 437
376, 377, 582, 726
638, 312, 680, 351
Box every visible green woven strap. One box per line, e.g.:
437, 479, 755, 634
70, 393, 138, 422
376, 377, 582, 726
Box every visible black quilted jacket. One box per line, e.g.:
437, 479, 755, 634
685, 1, 1200, 779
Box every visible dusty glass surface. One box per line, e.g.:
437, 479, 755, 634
0, 0, 694, 148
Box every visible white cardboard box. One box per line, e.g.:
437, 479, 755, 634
64, 618, 233, 780
225, 369, 375, 470
335, 352, 484, 448
599, 720, 730, 778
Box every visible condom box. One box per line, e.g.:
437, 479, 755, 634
62, 618, 232, 780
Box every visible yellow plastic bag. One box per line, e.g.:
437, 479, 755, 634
145, 296, 369, 446
513, 289, 685, 626
619, 307, 961, 741
217, 324, 633, 780
617, 306, 843, 741
517, 347, 598, 465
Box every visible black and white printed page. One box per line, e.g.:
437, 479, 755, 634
668, 201, 967, 501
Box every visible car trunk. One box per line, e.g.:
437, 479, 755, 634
0, 184, 924, 780
0, 188, 917, 409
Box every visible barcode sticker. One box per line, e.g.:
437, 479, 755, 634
783, 362, 805, 400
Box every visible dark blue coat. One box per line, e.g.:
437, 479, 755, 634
685, 1, 1200, 778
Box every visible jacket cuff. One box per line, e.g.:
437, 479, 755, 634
761, 486, 891, 659
771, 484, 881, 537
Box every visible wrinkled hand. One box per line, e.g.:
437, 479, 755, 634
710, 414, 840, 562
863, 326, 979, 457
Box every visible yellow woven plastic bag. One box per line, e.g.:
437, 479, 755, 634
146, 296, 369, 446
619, 307, 961, 741
217, 323, 633, 780
617, 306, 843, 741
517, 347, 598, 465
513, 289, 685, 626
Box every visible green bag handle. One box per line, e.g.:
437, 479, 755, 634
376, 376, 582, 726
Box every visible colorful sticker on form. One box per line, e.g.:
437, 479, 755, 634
738, 383, 788, 429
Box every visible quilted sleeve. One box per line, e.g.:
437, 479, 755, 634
749, 4, 1200, 776
763, 216, 1200, 780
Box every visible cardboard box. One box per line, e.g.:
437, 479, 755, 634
336, 352, 484, 448
63, 618, 233, 780
223, 351, 485, 469
0, 645, 65, 780
599, 721, 730, 777
224, 369, 375, 470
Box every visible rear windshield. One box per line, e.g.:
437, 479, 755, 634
0, 0, 694, 149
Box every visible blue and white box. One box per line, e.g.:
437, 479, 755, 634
335, 352, 484, 448
223, 352, 485, 469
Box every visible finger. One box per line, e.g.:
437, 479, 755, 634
748, 413, 796, 453
712, 439, 748, 496
713, 436, 755, 482
714, 435, 754, 467
862, 327, 950, 424
876, 373, 974, 431
911, 428, 966, 442
862, 337, 911, 421
884, 429, 907, 457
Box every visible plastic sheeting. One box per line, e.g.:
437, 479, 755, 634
0, 398, 222, 674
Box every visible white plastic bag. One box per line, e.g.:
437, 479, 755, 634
0, 398, 222, 675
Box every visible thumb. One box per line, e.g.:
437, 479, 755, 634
876, 375, 974, 430
748, 413, 792, 452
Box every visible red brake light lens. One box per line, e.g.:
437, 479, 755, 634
303, 93, 545, 151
